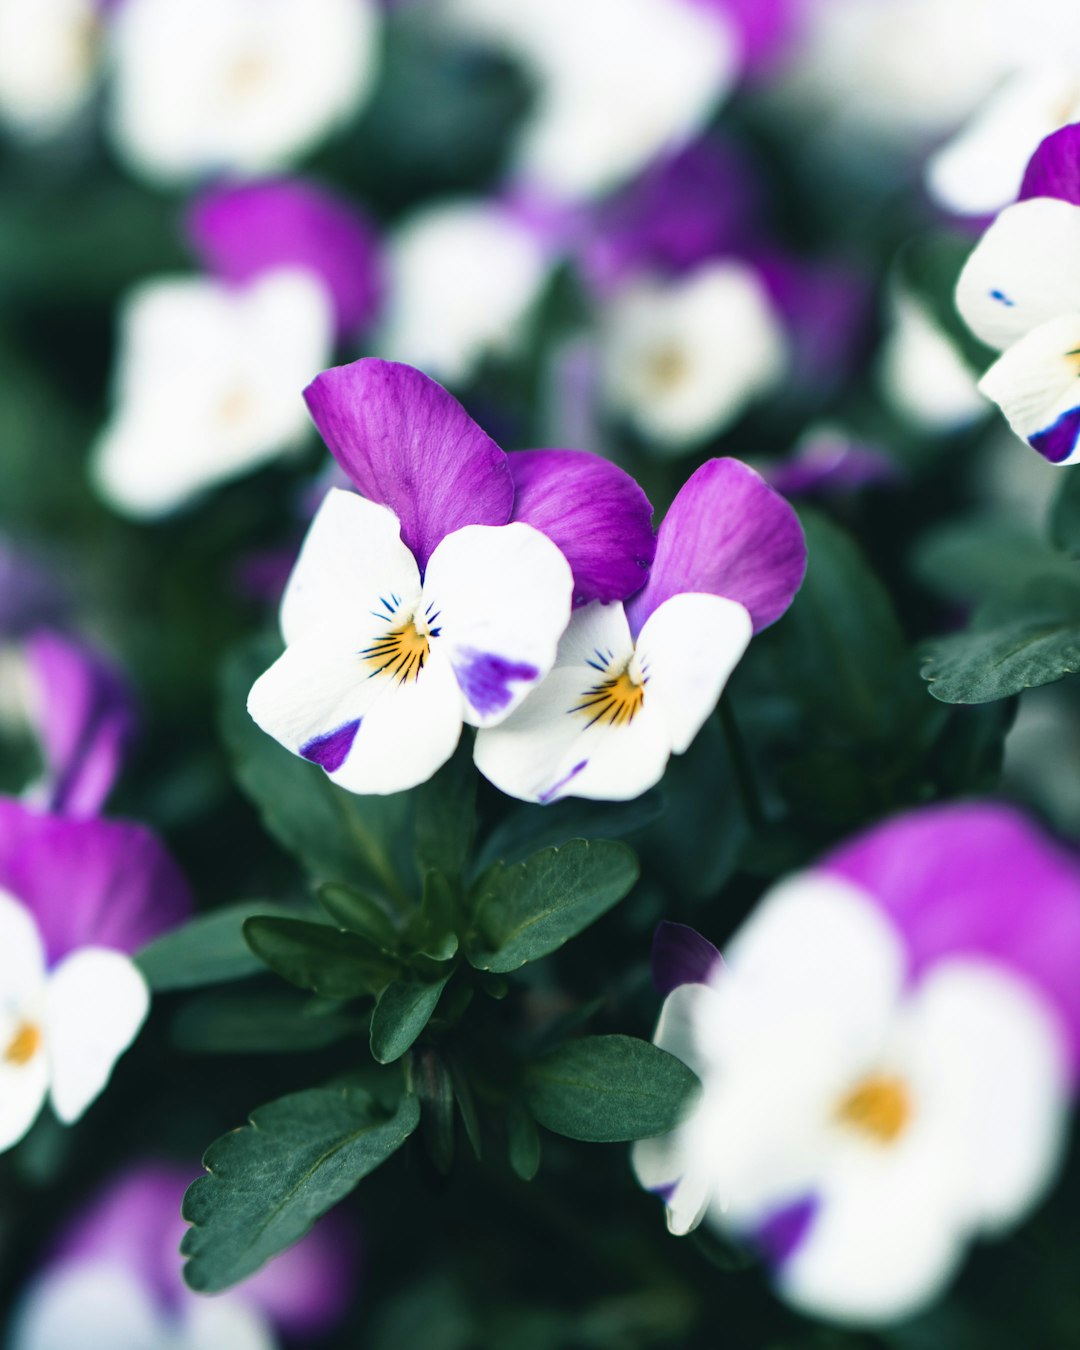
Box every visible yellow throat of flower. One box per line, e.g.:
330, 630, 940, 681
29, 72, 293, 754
363, 619, 431, 684
4, 1020, 42, 1067
835, 1073, 912, 1145
575, 667, 646, 728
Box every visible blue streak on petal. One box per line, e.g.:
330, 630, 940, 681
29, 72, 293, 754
300, 719, 361, 772
989, 288, 1015, 307
456, 650, 539, 717
1029, 406, 1080, 463
538, 759, 588, 804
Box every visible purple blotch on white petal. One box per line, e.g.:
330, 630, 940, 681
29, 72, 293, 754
651, 921, 723, 995
537, 759, 589, 804
300, 719, 362, 772
755, 1196, 819, 1269
455, 651, 539, 719
1029, 406, 1080, 463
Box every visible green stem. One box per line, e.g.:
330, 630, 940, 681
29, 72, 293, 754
717, 693, 766, 832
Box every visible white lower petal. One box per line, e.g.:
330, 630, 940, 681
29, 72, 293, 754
0, 888, 47, 1005
634, 593, 752, 754
327, 644, 464, 795
45, 949, 150, 1124
978, 313, 1080, 464
182, 1296, 277, 1350
422, 523, 573, 728
0, 1046, 49, 1153
10, 1264, 167, 1350
280, 489, 422, 648
955, 198, 1080, 351
602, 262, 787, 453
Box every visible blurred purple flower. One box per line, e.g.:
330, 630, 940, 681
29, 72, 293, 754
186, 177, 383, 342
758, 428, 901, 497
12, 1162, 358, 1348
0, 541, 68, 637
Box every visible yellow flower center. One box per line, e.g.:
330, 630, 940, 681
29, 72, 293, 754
574, 667, 646, 728
363, 619, 431, 684
645, 343, 690, 394
4, 1020, 42, 1067
835, 1073, 911, 1145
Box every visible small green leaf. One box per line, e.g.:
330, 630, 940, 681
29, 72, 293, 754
317, 884, 401, 953
465, 839, 638, 974
506, 1102, 541, 1181
414, 737, 477, 882
447, 1055, 483, 1161
136, 901, 301, 992
369, 974, 451, 1064
921, 578, 1080, 704
473, 791, 663, 875
523, 1035, 700, 1144
408, 871, 459, 961
244, 917, 400, 999
1051, 470, 1080, 559
182, 1086, 420, 1291
171, 990, 354, 1055
415, 1047, 456, 1174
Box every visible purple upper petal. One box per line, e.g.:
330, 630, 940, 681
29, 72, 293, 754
1019, 124, 1080, 208
304, 359, 514, 572
52, 1162, 358, 1335
0, 800, 191, 964
26, 631, 137, 818
652, 921, 723, 996
688, 0, 802, 77
821, 802, 1080, 1076
186, 178, 383, 340
579, 137, 761, 294
625, 458, 807, 636
509, 449, 656, 607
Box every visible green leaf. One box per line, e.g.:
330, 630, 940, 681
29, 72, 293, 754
317, 884, 401, 953
912, 516, 1078, 604
244, 917, 400, 999
171, 990, 355, 1055
447, 1054, 483, 1161
220, 638, 414, 902
921, 579, 1080, 703
414, 1048, 456, 1174
370, 974, 451, 1064
473, 791, 663, 875
414, 737, 477, 882
406, 871, 460, 961
1051, 471, 1080, 558
136, 901, 302, 992
465, 840, 639, 974
523, 1035, 700, 1144
506, 1102, 541, 1180
182, 1086, 420, 1291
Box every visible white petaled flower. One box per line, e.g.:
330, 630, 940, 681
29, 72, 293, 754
107, 0, 381, 184
0, 0, 101, 137
956, 130, 1080, 464
600, 261, 788, 453
443, 0, 736, 201
92, 268, 334, 517
379, 199, 554, 387
634, 803, 1080, 1325
474, 458, 806, 804
0, 803, 191, 1153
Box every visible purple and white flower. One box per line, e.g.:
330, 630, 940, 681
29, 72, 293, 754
106, 0, 381, 184
956, 124, 1080, 463
0, 800, 191, 1152
186, 176, 382, 344
633, 803, 1080, 1323
92, 268, 333, 517
474, 458, 805, 803
248, 359, 656, 796
10, 1163, 356, 1349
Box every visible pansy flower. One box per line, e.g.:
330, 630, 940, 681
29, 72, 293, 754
956, 123, 1080, 464
10, 1163, 356, 1349
474, 457, 805, 803
633, 803, 1080, 1323
0, 0, 102, 138
107, 0, 381, 185
248, 359, 656, 796
0, 800, 191, 1152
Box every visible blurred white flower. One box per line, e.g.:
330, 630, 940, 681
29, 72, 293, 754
878, 291, 986, 433
601, 260, 787, 452
444, 0, 736, 200
0, 0, 101, 137
92, 269, 333, 517
378, 200, 553, 386
107, 0, 381, 184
